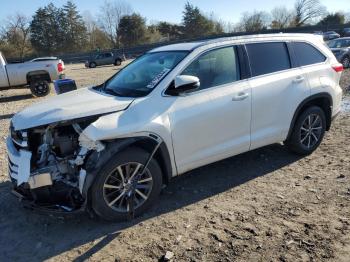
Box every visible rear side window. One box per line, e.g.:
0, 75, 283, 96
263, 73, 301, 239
246, 42, 291, 77
292, 42, 326, 66
181, 46, 240, 90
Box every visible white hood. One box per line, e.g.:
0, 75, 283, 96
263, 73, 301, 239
12, 87, 134, 130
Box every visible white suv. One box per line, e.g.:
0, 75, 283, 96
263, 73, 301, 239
7, 34, 343, 221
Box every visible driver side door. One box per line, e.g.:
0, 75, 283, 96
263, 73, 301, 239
168, 46, 252, 174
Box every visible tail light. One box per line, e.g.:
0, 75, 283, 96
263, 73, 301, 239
57, 62, 63, 73
332, 63, 343, 73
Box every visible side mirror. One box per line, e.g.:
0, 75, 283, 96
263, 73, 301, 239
166, 75, 200, 96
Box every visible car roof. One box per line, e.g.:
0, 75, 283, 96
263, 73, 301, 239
149, 33, 322, 52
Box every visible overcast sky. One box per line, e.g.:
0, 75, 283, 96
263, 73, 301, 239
0, 0, 349, 24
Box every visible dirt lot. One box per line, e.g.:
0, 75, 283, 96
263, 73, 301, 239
0, 63, 349, 262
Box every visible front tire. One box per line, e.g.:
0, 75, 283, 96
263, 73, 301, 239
286, 106, 326, 155
114, 59, 122, 66
30, 80, 51, 97
91, 147, 163, 221
89, 62, 97, 68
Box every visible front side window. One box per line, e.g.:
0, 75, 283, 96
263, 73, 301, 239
293, 42, 326, 66
104, 51, 188, 97
181, 46, 240, 91
246, 42, 291, 77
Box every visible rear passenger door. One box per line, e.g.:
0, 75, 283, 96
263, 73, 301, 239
246, 42, 310, 150
100, 53, 109, 65
104, 53, 113, 65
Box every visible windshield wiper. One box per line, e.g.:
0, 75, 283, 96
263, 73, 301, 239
104, 88, 124, 97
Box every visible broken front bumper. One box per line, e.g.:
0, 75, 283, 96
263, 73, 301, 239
6, 136, 86, 215
6, 137, 32, 186
7, 137, 53, 189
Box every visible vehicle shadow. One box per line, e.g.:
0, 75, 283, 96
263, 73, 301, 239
0, 114, 14, 120
0, 94, 32, 103
0, 143, 302, 261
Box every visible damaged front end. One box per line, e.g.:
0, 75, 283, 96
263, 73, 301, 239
7, 117, 103, 214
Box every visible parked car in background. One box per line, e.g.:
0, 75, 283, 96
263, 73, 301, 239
327, 37, 350, 68
342, 28, 350, 37
323, 31, 340, 41
7, 33, 343, 221
0, 52, 64, 97
85, 52, 125, 68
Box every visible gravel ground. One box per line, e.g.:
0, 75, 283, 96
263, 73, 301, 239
0, 64, 349, 262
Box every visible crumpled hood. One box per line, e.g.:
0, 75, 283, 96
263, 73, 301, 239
12, 87, 134, 130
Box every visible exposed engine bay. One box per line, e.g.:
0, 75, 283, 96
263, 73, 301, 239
9, 117, 103, 213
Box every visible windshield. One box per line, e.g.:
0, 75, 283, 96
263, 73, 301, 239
328, 39, 350, 48
104, 51, 188, 97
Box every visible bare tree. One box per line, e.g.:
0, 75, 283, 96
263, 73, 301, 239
83, 11, 99, 48
271, 7, 293, 29
345, 12, 350, 23
98, 0, 132, 48
83, 11, 113, 50
4, 13, 31, 58
293, 0, 327, 26
239, 11, 270, 32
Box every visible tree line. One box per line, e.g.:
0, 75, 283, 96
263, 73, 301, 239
0, 0, 349, 59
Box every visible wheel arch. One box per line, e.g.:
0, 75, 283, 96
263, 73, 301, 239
26, 70, 51, 84
82, 135, 173, 198
286, 92, 333, 141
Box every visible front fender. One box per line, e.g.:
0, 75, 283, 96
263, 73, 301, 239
81, 136, 173, 198
81, 104, 177, 176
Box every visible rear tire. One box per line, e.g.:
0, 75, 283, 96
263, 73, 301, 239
114, 59, 122, 66
91, 147, 163, 221
286, 106, 326, 155
89, 62, 97, 68
30, 80, 50, 97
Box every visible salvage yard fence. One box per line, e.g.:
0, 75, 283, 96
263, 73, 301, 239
7, 23, 350, 64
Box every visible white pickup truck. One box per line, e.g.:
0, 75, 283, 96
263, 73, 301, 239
0, 52, 64, 97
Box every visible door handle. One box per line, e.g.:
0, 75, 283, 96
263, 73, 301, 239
293, 76, 305, 83
232, 92, 249, 101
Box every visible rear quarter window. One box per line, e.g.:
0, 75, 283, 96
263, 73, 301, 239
246, 42, 291, 77
292, 42, 326, 66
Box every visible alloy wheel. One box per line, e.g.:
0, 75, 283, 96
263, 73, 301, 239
32, 81, 49, 96
102, 162, 153, 212
299, 113, 323, 149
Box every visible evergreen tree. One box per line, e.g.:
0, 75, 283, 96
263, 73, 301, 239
182, 2, 215, 38
118, 13, 147, 47
156, 22, 184, 40
62, 1, 87, 52
30, 3, 66, 55
318, 12, 345, 26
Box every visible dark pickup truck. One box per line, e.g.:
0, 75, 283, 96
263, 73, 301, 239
85, 52, 125, 68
